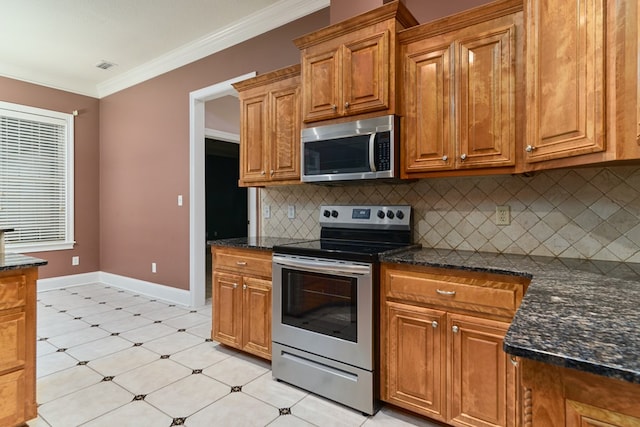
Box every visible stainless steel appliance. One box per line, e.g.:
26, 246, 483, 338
301, 115, 399, 183
272, 205, 413, 415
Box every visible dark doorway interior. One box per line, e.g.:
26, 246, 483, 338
205, 138, 247, 240
205, 139, 247, 300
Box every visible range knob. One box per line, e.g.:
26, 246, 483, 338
323, 210, 331, 218
377, 210, 385, 219
396, 210, 405, 220
331, 210, 339, 218
386, 210, 395, 219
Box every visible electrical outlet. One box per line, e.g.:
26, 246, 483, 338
263, 204, 271, 219
177, 195, 183, 206
72, 256, 79, 266
496, 205, 511, 225
152, 262, 157, 273
287, 205, 296, 219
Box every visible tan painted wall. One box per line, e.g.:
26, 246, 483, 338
99, 10, 329, 290
0, 77, 100, 279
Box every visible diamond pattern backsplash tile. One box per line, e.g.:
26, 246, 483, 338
261, 165, 640, 263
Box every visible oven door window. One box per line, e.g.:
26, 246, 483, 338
281, 268, 357, 342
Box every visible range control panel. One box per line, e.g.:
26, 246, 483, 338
319, 205, 411, 230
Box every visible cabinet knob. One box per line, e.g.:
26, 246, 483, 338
452, 325, 459, 333
243, 283, 247, 290
344, 101, 350, 109
270, 170, 274, 176
261, 170, 266, 176
510, 356, 519, 367
331, 104, 337, 111
442, 155, 448, 162
232, 283, 238, 289
460, 153, 467, 161
432, 321, 438, 328
525, 145, 536, 153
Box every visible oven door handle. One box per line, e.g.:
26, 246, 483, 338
273, 255, 371, 276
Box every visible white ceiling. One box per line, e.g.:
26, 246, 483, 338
0, 0, 328, 98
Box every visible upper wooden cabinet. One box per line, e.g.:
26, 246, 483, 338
294, 1, 418, 124
399, 0, 524, 178
521, 0, 640, 171
233, 65, 301, 187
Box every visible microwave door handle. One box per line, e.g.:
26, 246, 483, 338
369, 133, 377, 172
273, 255, 370, 276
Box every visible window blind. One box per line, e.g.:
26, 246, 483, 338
0, 101, 74, 252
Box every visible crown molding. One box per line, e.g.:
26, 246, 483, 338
97, 0, 328, 98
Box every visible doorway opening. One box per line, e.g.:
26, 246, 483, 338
189, 72, 257, 307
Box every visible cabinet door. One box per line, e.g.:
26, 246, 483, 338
0, 312, 26, 374
269, 84, 300, 181
239, 94, 268, 183
383, 301, 446, 421
566, 399, 640, 427
212, 272, 242, 348
0, 369, 25, 427
524, 0, 605, 163
242, 277, 272, 360
448, 313, 516, 427
457, 16, 517, 169
402, 40, 455, 174
343, 31, 390, 117
302, 48, 341, 122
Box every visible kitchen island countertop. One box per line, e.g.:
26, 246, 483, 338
0, 253, 48, 271
380, 248, 640, 384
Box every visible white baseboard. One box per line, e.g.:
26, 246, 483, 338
37, 271, 192, 307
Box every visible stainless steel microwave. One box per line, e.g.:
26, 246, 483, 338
301, 115, 399, 183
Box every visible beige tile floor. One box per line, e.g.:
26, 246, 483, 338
31, 283, 441, 427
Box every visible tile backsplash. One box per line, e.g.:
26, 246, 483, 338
261, 165, 640, 262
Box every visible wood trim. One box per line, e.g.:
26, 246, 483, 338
232, 64, 300, 92
294, 1, 418, 48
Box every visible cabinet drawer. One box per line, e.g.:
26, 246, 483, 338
213, 248, 272, 278
383, 266, 526, 317
0, 275, 27, 310
0, 312, 26, 374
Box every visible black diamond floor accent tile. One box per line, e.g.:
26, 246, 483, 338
169, 304, 175, 307
171, 418, 186, 426
230, 386, 242, 393
45, 304, 52, 307
38, 337, 48, 341
102, 376, 114, 382
133, 295, 140, 297
111, 332, 120, 336
56, 348, 67, 352
133, 343, 143, 347
190, 310, 197, 313
118, 290, 125, 293
150, 300, 156, 302
98, 302, 106, 304
58, 310, 67, 313
71, 292, 78, 295
133, 313, 141, 316
205, 338, 213, 342
192, 369, 202, 375
91, 324, 100, 327
177, 328, 186, 332
115, 307, 123, 310
77, 361, 89, 366
160, 355, 170, 359
154, 320, 162, 324
133, 394, 146, 401
74, 317, 82, 320
279, 408, 292, 416
84, 297, 91, 299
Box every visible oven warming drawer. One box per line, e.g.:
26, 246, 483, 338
272, 342, 377, 415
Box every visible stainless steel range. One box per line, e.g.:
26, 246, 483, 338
271, 205, 413, 415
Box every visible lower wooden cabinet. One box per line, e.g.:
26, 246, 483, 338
211, 247, 272, 360
522, 359, 640, 427
0, 267, 37, 427
381, 263, 527, 427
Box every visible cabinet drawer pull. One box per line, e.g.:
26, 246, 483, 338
236, 261, 247, 266
232, 283, 238, 289
436, 289, 456, 296
452, 325, 459, 333
432, 321, 438, 328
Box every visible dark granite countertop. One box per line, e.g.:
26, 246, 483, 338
380, 248, 640, 384
0, 253, 48, 271
207, 236, 311, 251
